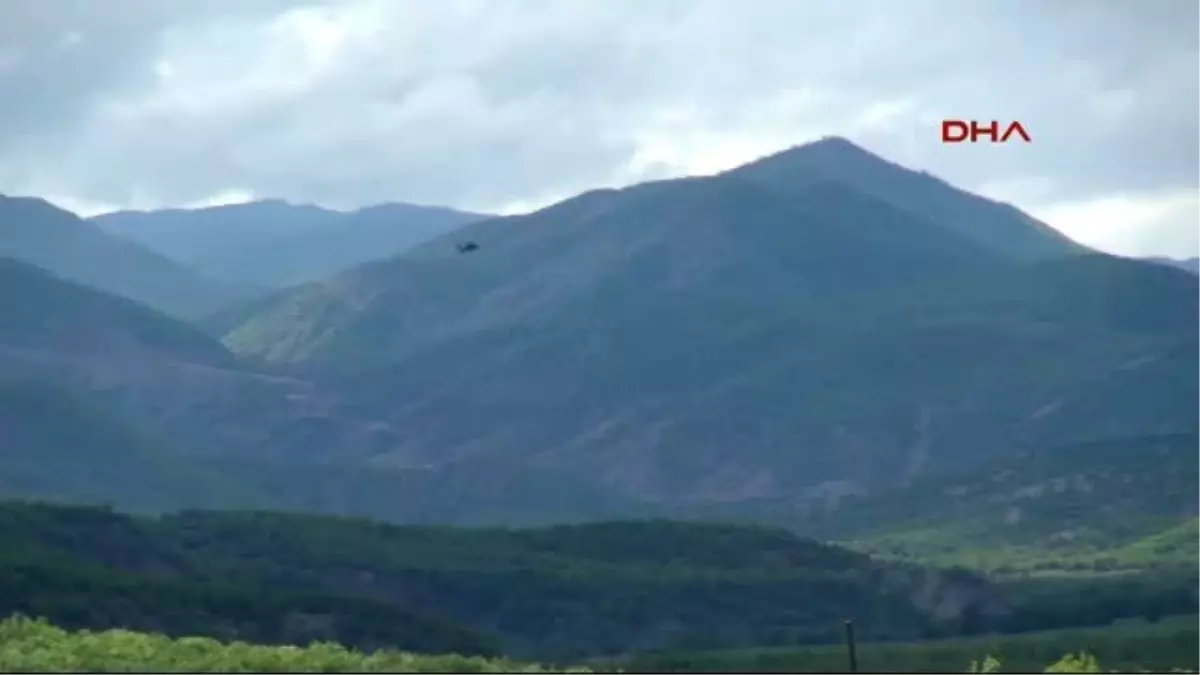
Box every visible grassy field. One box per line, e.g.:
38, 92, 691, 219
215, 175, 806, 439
0, 616, 589, 673
601, 615, 1200, 673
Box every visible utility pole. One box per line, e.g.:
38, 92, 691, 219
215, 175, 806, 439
844, 620, 858, 673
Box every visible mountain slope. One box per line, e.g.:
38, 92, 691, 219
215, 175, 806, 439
0, 258, 234, 365
0, 258, 271, 509
0, 382, 254, 512
789, 433, 1199, 571
93, 200, 485, 288
0, 195, 246, 318
0, 256, 400, 480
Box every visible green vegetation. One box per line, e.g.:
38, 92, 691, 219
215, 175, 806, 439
603, 617, 1199, 673
5, 615, 1194, 673
4, 619, 1195, 667
3, 500, 1194, 663
0, 501, 1010, 660
791, 434, 1199, 576
0, 616, 583, 673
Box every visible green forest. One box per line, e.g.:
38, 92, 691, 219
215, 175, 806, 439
1, 500, 1196, 671
0, 501, 991, 659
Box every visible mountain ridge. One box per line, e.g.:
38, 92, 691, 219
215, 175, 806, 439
0, 195, 248, 318
92, 199, 487, 288
219, 143, 1026, 369
1144, 255, 1200, 275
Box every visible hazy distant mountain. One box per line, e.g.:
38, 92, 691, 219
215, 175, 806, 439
1144, 256, 1200, 275
92, 200, 486, 288
0, 195, 247, 318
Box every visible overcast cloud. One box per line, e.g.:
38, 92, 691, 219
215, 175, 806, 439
1, 0, 1196, 256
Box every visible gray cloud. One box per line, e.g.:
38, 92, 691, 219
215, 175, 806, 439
0, 0, 1196, 255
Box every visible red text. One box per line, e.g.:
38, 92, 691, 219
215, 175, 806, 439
941, 120, 1032, 144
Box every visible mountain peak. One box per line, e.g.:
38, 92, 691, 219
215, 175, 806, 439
796, 135, 874, 153
731, 135, 893, 177
771, 135, 885, 164
726, 135, 1083, 261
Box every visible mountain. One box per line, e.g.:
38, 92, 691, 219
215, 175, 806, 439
219, 138, 1087, 369
0, 195, 247, 318
209, 139, 1193, 522
1144, 256, 1200, 275
92, 200, 486, 288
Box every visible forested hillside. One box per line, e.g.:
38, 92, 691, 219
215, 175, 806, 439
834, 434, 1199, 575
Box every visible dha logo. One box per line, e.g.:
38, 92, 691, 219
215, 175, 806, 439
941, 120, 1032, 144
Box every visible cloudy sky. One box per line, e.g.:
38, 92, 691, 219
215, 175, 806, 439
1, 0, 1196, 256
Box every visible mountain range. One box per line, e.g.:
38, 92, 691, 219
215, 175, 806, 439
92, 200, 486, 288
0, 137, 1194, 572
0, 195, 246, 318
210, 139, 1196, 518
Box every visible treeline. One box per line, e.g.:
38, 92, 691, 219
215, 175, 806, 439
996, 573, 1199, 633
0, 616, 581, 673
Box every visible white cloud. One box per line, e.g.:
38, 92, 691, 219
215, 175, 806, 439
1032, 188, 1199, 257
0, 0, 1195, 256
